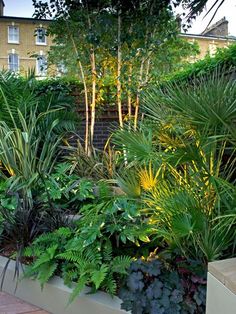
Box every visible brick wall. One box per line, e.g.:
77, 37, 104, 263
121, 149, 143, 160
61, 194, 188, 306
72, 89, 121, 150
77, 119, 118, 150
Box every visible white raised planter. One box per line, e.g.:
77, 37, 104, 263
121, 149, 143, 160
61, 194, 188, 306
206, 258, 236, 314
0, 256, 128, 314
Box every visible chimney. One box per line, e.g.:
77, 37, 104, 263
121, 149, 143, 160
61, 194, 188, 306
0, 0, 5, 16
202, 17, 229, 37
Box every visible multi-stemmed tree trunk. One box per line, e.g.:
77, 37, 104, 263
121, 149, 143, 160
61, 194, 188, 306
33, 0, 200, 155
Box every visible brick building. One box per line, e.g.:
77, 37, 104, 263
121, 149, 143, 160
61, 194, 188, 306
180, 17, 236, 62
0, 0, 53, 77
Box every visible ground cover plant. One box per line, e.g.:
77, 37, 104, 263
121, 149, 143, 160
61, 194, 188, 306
119, 255, 206, 314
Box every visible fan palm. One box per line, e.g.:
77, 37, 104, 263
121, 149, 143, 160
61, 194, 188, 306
114, 69, 236, 262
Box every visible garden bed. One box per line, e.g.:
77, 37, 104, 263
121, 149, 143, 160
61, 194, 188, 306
0, 256, 128, 314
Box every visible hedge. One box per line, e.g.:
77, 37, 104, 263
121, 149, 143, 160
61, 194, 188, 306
162, 43, 236, 84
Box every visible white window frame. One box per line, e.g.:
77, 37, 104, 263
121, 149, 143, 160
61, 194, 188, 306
8, 53, 19, 72
36, 55, 47, 76
8, 26, 19, 44
36, 27, 47, 45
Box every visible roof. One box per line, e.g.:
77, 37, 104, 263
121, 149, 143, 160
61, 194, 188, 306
0, 15, 51, 22
202, 17, 228, 35
180, 33, 236, 41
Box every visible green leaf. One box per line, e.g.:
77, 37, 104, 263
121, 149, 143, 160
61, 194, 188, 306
139, 234, 151, 243
68, 276, 87, 304
91, 264, 109, 289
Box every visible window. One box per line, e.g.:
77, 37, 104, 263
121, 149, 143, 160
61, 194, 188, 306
209, 43, 217, 56
8, 53, 19, 72
8, 26, 19, 43
36, 28, 46, 45
36, 55, 47, 76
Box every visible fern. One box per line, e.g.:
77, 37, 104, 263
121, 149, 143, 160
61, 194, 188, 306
91, 264, 109, 289
111, 256, 132, 274
69, 276, 87, 304
37, 262, 58, 288
102, 273, 117, 295
24, 226, 133, 303
32, 245, 58, 270
102, 240, 112, 262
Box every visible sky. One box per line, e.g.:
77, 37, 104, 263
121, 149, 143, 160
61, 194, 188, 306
4, 0, 236, 36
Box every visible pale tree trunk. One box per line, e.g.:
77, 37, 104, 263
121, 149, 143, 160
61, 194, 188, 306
65, 21, 90, 154
134, 5, 154, 130
90, 48, 96, 149
87, 9, 97, 151
117, 8, 123, 128
128, 64, 132, 125
134, 58, 145, 130
78, 61, 90, 155
134, 55, 151, 129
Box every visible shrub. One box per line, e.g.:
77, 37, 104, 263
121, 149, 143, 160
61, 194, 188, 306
162, 44, 236, 84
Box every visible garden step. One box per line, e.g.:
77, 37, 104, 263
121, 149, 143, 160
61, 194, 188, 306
0, 292, 49, 314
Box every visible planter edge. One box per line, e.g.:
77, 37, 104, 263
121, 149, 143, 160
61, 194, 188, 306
0, 255, 128, 314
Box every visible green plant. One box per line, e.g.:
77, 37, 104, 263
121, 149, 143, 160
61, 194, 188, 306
38, 163, 95, 212
0, 71, 77, 137
24, 227, 131, 302
64, 140, 122, 180
119, 254, 206, 314
163, 44, 236, 84
114, 69, 236, 263
76, 197, 153, 248
0, 177, 70, 269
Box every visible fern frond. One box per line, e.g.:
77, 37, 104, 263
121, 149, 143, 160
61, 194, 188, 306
102, 240, 112, 262
57, 251, 83, 263
68, 276, 87, 304
23, 246, 42, 258
37, 261, 58, 288
54, 227, 72, 238
32, 245, 58, 270
102, 273, 117, 296
91, 264, 109, 289
111, 256, 132, 274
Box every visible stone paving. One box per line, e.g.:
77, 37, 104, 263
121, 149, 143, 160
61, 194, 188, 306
0, 292, 49, 314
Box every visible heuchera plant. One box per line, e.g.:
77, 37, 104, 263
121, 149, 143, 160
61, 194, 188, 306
119, 255, 206, 314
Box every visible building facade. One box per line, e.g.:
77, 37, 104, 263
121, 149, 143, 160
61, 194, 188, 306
0, 0, 235, 77
0, 0, 53, 77
180, 17, 236, 62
